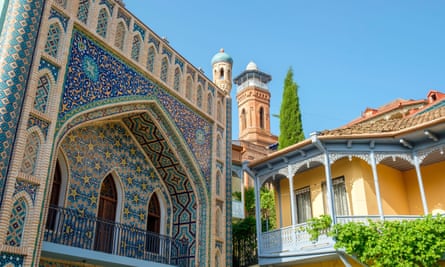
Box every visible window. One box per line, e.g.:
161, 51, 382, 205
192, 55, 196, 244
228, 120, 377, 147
241, 109, 246, 130
322, 176, 349, 216
96, 8, 109, 38
216, 172, 221, 196
295, 186, 312, 223
95, 175, 117, 253
219, 68, 224, 80
146, 193, 161, 253
217, 100, 223, 122
259, 107, 264, 129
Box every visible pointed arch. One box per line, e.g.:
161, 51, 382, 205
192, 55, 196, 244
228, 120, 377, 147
114, 21, 126, 50
241, 109, 247, 131
96, 7, 109, 38
217, 100, 223, 122
216, 171, 222, 196
216, 135, 222, 159
44, 22, 62, 58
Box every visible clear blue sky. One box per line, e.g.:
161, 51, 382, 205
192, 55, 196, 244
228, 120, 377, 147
124, 1, 445, 139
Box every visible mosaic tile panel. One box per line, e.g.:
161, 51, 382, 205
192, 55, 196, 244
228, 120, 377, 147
0, 253, 24, 267
44, 23, 61, 58
133, 23, 145, 40
148, 35, 160, 51
28, 114, 50, 138
96, 8, 109, 38
59, 29, 213, 182
39, 58, 60, 81
49, 7, 69, 32
175, 57, 184, 72
77, 0, 90, 24
0, 0, 44, 200
20, 131, 40, 175
34, 75, 51, 113
5, 198, 27, 247
117, 8, 130, 28
99, 0, 114, 15
14, 180, 39, 205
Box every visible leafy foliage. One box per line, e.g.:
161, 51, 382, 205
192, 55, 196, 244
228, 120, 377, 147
306, 214, 332, 241
278, 67, 304, 149
331, 215, 445, 267
260, 186, 276, 231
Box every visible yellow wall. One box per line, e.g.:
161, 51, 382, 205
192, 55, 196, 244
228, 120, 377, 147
404, 160, 445, 215
274, 156, 444, 225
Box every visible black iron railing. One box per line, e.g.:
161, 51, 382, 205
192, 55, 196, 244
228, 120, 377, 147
44, 206, 189, 267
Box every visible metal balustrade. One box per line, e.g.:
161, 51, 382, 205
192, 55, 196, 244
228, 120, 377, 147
260, 215, 421, 256
44, 206, 190, 266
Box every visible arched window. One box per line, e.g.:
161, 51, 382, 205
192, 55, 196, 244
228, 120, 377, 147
215, 208, 222, 237
131, 35, 142, 61
196, 85, 203, 108
20, 132, 40, 176
207, 93, 213, 115
77, 0, 90, 24
46, 161, 62, 230
147, 46, 155, 72
44, 23, 62, 58
173, 67, 181, 91
114, 21, 126, 50
146, 193, 161, 253
259, 107, 264, 129
160, 57, 169, 83
96, 8, 109, 38
185, 77, 192, 100
95, 174, 117, 253
241, 109, 246, 130
5, 198, 27, 247
34, 75, 51, 113
219, 68, 224, 80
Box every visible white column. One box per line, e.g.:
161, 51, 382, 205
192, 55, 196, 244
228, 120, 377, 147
323, 153, 336, 224
370, 151, 384, 219
254, 176, 263, 254
413, 153, 428, 215
288, 165, 297, 226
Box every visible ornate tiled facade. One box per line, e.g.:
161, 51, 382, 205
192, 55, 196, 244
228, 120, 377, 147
0, 0, 231, 266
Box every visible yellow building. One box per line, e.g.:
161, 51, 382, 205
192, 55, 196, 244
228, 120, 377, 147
246, 90, 445, 266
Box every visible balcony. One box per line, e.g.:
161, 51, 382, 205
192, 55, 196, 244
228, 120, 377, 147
43, 206, 189, 267
258, 215, 422, 266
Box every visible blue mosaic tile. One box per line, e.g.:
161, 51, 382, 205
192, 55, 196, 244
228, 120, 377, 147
39, 58, 60, 81
175, 57, 184, 72
0, 252, 24, 266
99, 0, 114, 15
28, 114, 50, 138
49, 7, 69, 32
133, 22, 145, 40
0, 0, 45, 199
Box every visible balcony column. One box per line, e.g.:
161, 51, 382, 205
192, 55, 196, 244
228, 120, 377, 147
323, 153, 336, 224
254, 174, 263, 254
275, 176, 283, 228
370, 151, 384, 219
288, 165, 297, 226
413, 153, 428, 215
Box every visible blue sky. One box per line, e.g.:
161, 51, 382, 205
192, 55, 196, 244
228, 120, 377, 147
124, 1, 445, 139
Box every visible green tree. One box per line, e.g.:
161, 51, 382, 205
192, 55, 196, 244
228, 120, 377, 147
278, 67, 304, 149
